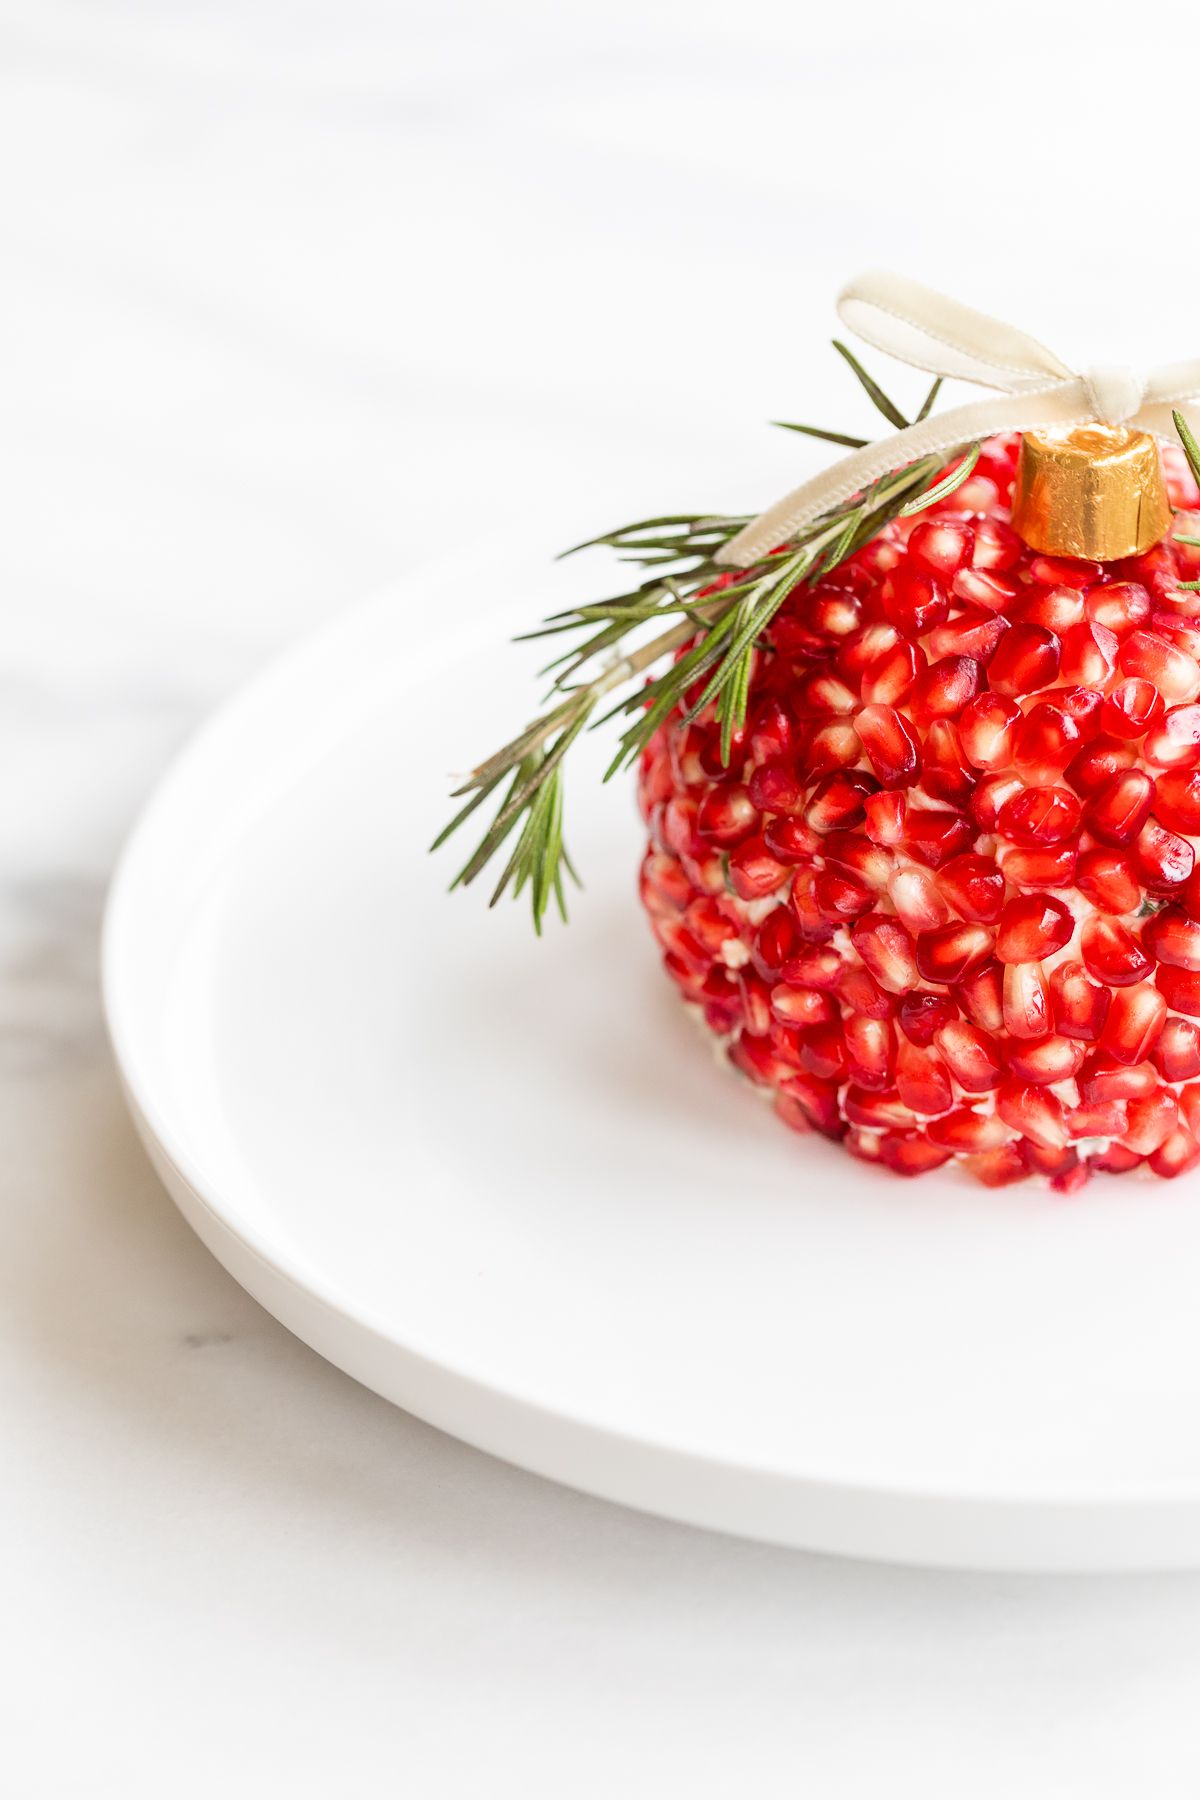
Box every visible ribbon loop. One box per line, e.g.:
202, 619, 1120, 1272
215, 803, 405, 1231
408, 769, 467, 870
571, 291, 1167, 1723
715, 271, 1200, 568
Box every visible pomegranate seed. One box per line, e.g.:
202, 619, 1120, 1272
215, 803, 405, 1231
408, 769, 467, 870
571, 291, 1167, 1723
1075, 846, 1141, 914
964, 1144, 1031, 1186
1080, 915, 1151, 986
1101, 982, 1168, 1065
1060, 620, 1120, 686
908, 517, 974, 576
1085, 768, 1155, 845
863, 789, 906, 845
776, 1071, 844, 1138
1120, 630, 1200, 701
1156, 965, 1200, 1018
926, 612, 1009, 664
882, 565, 948, 636
935, 1018, 1004, 1091
1121, 1089, 1179, 1157
876, 1131, 954, 1176
916, 922, 994, 984
683, 897, 738, 954
921, 720, 974, 805
937, 852, 1004, 923
1153, 768, 1200, 834
1003, 962, 1051, 1040
748, 910, 797, 979
763, 817, 818, 864
729, 1032, 795, 1089
1014, 705, 1086, 784
955, 960, 1004, 1033
987, 623, 1061, 696
807, 720, 862, 776
1080, 1055, 1160, 1103
959, 693, 1021, 771
1143, 905, 1200, 970
823, 831, 893, 892
1005, 1033, 1086, 1085
925, 1108, 1009, 1151
844, 1013, 894, 1090
794, 671, 858, 718
971, 517, 1022, 571
770, 984, 838, 1030
855, 703, 921, 788
1068, 1099, 1130, 1141
996, 1079, 1069, 1148
904, 809, 974, 869
997, 785, 1081, 846
843, 1086, 915, 1129
850, 913, 919, 994
790, 867, 834, 941
1030, 553, 1099, 589
1091, 1143, 1144, 1174
996, 843, 1080, 889
910, 655, 981, 726
1143, 702, 1200, 769
748, 757, 806, 816
813, 866, 874, 920
1012, 584, 1085, 632
1085, 581, 1152, 635
661, 794, 703, 859
888, 865, 950, 933
952, 567, 1019, 613
994, 893, 1074, 964
972, 776, 1027, 836
1180, 1084, 1200, 1139
1103, 678, 1164, 740
895, 1039, 954, 1116
1050, 961, 1111, 1042
1134, 820, 1194, 894
805, 770, 878, 834
1150, 1126, 1200, 1177
897, 992, 957, 1046
736, 971, 774, 1034
860, 640, 923, 707
1153, 1016, 1200, 1081
697, 783, 760, 846
799, 1022, 849, 1083
728, 836, 789, 900
837, 962, 895, 1019
747, 697, 795, 763
773, 1092, 814, 1136
640, 852, 691, 917
1065, 734, 1137, 797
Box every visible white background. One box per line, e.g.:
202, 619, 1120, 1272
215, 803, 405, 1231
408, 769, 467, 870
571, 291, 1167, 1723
9, 0, 1200, 1791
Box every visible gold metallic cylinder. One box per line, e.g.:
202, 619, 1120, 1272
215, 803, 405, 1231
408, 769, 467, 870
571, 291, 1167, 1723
1010, 424, 1172, 561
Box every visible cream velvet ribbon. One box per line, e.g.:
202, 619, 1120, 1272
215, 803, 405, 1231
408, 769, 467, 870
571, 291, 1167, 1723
716, 271, 1200, 569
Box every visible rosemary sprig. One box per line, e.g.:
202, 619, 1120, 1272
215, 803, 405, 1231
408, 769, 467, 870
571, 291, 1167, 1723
434, 348, 979, 928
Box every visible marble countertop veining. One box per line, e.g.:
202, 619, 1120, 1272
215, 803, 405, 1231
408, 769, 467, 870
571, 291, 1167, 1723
9, 1, 1200, 1792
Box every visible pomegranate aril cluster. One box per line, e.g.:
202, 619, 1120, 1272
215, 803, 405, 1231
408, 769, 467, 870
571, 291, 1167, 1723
637, 433, 1200, 1190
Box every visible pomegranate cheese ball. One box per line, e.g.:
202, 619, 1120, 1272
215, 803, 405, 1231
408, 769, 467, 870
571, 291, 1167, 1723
637, 434, 1200, 1189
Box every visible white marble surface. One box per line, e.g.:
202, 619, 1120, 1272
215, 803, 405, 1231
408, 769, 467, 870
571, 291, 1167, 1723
10, 0, 1200, 1790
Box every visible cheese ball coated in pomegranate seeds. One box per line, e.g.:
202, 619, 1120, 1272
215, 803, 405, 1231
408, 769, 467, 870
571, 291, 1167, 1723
636, 434, 1200, 1189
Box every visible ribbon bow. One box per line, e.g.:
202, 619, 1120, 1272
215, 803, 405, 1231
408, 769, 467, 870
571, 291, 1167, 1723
716, 271, 1200, 569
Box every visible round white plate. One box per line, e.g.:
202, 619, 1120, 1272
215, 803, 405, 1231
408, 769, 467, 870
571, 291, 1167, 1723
104, 547, 1200, 1572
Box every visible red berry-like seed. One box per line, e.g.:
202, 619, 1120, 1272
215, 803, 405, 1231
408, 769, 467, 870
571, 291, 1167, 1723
888, 865, 949, 933
1049, 961, 1111, 1042
854, 703, 921, 788
996, 1079, 1069, 1149
910, 654, 980, 726
970, 772, 1024, 832
805, 770, 878, 834
987, 623, 1061, 696
1079, 1055, 1160, 1103
1149, 1128, 1200, 1179
916, 922, 994, 984
697, 783, 760, 846
1085, 581, 1152, 635
927, 613, 1009, 665
1120, 630, 1200, 701
850, 913, 920, 994
860, 640, 923, 707
996, 785, 1081, 846
964, 1144, 1031, 1187
844, 1013, 894, 1090
1103, 678, 1165, 740
876, 1131, 954, 1176
921, 720, 974, 805
895, 1039, 954, 1116
994, 894, 1074, 964
1002, 962, 1051, 1040
1143, 905, 1200, 970
1131, 819, 1194, 894
934, 1019, 1004, 1091
1153, 768, 1200, 834
1153, 1016, 1200, 1082
1085, 768, 1155, 845
897, 991, 957, 1047
1121, 1089, 1179, 1157
1060, 620, 1120, 686
1080, 914, 1152, 986
955, 960, 1005, 1034
904, 809, 974, 869
1012, 584, 1085, 633
936, 852, 1005, 923
882, 565, 948, 636
748, 757, 806, 816
908, 517, 974, 576
1156, 965, 1200, 1018
727, 836, 790, 901
1065, 734, 1137, 797
1101, 982, 1168, 1066
1068, 1099, 1130, 1141
1075, 846, 1141, 914
996, 842, 1080, 889
863, 789, 906, 845
1143, 702, 1200, 769
925, 1107, 1010, 1152
959, 692, 1022, 771
1004, 1033, 1086, 1085
807, 720, 863, 776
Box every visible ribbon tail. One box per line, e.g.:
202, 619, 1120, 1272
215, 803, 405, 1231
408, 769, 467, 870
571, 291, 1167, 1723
717, 383, 1095, 569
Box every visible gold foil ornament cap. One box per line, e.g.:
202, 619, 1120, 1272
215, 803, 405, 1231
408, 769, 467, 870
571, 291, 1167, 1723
1011, 423, 1171, 561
